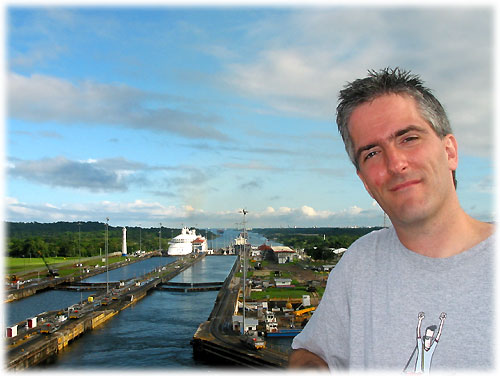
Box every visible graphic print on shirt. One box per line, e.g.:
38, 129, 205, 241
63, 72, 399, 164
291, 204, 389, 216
404, 312, 447, 374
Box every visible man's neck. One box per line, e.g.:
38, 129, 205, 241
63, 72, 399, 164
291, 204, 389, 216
392, 203, 493, 258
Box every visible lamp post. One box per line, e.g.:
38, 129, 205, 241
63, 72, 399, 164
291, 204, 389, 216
159, 223, 162, 251
139, 224, 142, 253
240, 209, 248, 335
106, 217, 109, 294
78, 222, 82, 304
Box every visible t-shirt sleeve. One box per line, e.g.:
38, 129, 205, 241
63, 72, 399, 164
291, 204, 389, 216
291, 253, 352, 369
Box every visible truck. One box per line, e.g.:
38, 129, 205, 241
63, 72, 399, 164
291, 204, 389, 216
239, 333, 266, 350
40, 322, 58, 334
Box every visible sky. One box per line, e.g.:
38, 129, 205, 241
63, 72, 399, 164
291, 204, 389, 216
3, 2, 496, 229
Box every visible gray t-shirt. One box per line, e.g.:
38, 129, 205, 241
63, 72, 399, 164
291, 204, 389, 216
292, 227, 494, 373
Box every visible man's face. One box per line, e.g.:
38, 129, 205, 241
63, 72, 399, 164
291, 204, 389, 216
424, 328, 435, 350
349, 94, 458, 228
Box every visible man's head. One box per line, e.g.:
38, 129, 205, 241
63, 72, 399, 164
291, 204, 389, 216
337, 69, 460, 227
336, 67, 456, 187
423, 325, 437, 350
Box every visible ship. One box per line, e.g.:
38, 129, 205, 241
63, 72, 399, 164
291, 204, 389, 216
167, 227, 207, 256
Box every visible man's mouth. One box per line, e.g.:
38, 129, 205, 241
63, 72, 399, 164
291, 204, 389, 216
389, 180, 421, 192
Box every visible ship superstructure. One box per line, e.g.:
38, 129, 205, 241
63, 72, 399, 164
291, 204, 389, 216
167, 227, 207, 256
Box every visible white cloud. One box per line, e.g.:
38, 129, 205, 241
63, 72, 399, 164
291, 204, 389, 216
278, 207, 292, 214
6, 198, 382, 228
8, 72, 229, 141
222, 8, 492, 158
264, 206, 275, 214
8, 156, 135, 192
347, 206, 363, 216
7, 156, 220, 198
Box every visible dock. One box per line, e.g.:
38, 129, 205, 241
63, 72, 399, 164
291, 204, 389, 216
5, 252, 160, 303
190, 256, 289, 368
6, 253, 205, 370
157, 281, 224, 292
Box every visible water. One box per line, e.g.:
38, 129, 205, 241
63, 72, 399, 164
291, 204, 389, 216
39, 255, 238, 369
171, 254, 236, 284
7, 230, 290, 369
208, 229, 282, 249
6, 257, 178, 327
82, 256, 178, 282
6, 289, 94, 327
52, 289, 220, 369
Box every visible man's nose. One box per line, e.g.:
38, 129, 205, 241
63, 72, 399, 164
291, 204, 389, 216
385, 146, 408, 174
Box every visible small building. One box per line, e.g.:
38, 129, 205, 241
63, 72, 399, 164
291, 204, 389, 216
333, 248, 347, 255
275, 278, 293, 287
271, 246, 298, 264
27, 317, 37, 329
232, 315, 259, 333
250, 247, 264, 261
192, 237, 208, 253
6, 325, 18, 338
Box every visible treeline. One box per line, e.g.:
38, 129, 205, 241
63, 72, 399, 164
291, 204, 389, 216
254, 227, 383, 261
6, 222, 214, 258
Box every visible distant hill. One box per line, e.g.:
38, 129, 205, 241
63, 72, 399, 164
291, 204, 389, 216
253, 226, 383, 238
5, 221, 191, 258
252, 227, 384, 261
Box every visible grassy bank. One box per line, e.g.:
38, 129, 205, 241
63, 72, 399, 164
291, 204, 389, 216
6, 255, 127, 279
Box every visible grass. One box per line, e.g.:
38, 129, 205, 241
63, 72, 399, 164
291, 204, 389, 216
6, 257, 80, 274
250, 287, 310, 300
6, 255, 127, 277
250, 285, 326, 300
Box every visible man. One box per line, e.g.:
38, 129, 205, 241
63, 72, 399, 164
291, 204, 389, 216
289, 68, 494, 372
409, 312, 446, 374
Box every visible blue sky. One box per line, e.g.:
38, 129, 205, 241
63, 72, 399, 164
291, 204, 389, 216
4, 4, 495, 229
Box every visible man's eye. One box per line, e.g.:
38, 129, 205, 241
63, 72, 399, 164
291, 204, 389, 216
403, 136, 418, 143
364, 151, 377, 160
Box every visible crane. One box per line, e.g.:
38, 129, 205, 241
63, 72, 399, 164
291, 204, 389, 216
294, 306, 316, 317
38, 251, 59, 277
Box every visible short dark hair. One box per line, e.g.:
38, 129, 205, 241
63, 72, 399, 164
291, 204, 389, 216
336, 67, 456, 187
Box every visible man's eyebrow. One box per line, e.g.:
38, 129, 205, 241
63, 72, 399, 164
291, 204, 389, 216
355, 125, 428, 163
394, 125, 428, 138
355, 143, 377, 163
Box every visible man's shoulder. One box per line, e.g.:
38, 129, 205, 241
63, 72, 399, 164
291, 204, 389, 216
348, 226, 394, 253
336, 227, 395, 268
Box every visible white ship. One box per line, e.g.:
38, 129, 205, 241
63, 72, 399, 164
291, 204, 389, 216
167, 227, 208, 256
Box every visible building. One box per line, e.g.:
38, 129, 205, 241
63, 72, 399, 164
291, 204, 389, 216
271, 246, 298, 264
192, 237, 208, 253
275, 278, 293, 287
232, 316, 259, 333
250, 246, 264, 261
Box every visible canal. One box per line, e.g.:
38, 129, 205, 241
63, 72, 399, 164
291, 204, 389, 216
6, 229, 291, 369
38, 255, 237, 369
6, 256, 178, 327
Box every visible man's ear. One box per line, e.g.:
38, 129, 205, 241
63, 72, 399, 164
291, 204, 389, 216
443, 133, 458, 171
357, 169, 374, 198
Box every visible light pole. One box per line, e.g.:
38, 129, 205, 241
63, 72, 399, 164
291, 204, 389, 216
78, 222, 82, 304
159, 223, 162, 251
240, 209, 248, 335
139, 224, 142, 252
105, 217, 109, 294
